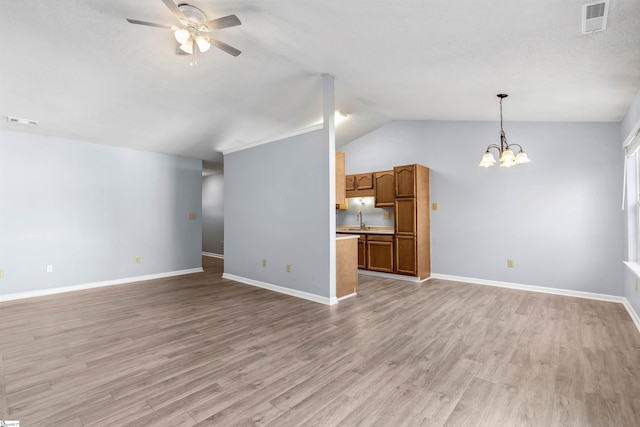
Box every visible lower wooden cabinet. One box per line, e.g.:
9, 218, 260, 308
357, 233, 394, 272
367, 235, 394, 273
357, 236, 367, 269
395, 235, 417, 275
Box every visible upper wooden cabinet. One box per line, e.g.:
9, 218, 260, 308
345, 175, 356, 191
354, 173, 373, 190
374, 170, 395, 207
346, 172, 374, 197
395, 165, 417, 198
336, 152, 346, 207
336, 151, 347, 205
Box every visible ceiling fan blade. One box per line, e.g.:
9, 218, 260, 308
210, 39, 241, 57
202, 15, 241, 30
126, 18, 175, 29
161, 0, 187, 24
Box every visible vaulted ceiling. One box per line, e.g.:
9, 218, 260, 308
1, 0, 639, 172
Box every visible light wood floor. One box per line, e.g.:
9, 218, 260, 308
1, 257, 640, 426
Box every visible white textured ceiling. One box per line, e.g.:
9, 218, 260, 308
1, 0, 639, 171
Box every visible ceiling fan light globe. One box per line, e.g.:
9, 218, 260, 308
179, 42, 194, 54
195, 36, 211, 52
174, 29, 190, 45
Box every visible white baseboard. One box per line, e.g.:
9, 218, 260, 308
337, 292, 357, 301
430, 273, 625, 302
221, 273, 338, 305
431, 273, 640, 333
358, 269, 429, 283
202, 252, 224, 259
0, 268, 204, 303
622, 299, 640, 332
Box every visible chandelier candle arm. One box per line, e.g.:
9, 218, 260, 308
479, 94, 531, 168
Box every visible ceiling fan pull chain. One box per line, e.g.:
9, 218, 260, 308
192, 40, 198, 66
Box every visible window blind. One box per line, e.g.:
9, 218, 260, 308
625, 128, 640, 157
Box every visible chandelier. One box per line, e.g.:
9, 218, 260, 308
479, 94, 531, 168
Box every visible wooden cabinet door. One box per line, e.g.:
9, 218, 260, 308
346, 175, 356, 191
395, 235, 417, 275
395, 198, 416, 235
354, 173, 373, 190
357, 236, 366, 269
367, 235, 394, 273
374, 170, 395, 207
395, 165, 416, 198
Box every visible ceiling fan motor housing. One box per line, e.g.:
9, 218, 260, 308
178, 4, 207, 25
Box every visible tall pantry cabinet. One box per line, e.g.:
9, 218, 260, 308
394, 164, 430, 280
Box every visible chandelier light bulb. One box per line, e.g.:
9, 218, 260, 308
499, 149, 515, 164
515, 151, 531, 164
479, 152, 496, 167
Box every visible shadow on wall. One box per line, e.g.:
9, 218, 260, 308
202, 173, 224, 255
336, 196, 394, 227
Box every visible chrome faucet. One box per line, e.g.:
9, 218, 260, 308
357, 211, 365, 229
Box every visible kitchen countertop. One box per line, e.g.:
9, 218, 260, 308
336, 234, 360, 240
336, 225, 394, 235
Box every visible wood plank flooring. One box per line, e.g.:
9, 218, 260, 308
1, 256, 640, 426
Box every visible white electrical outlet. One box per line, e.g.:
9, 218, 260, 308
507, 259, 514, 268
46, 265, 54, 273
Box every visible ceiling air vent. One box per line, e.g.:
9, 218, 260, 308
7, 116, 38, 126
582, 1, 609, 34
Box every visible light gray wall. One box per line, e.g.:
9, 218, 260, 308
0, 130, 202, 296
621, 88, 640, 143
202, 173, 224, 255
341, 120, 624, 296
224, 128, 331, 298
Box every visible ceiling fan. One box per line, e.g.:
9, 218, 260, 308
126, 0, 241, 57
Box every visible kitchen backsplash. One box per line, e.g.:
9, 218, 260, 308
336, 197, 394, 227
